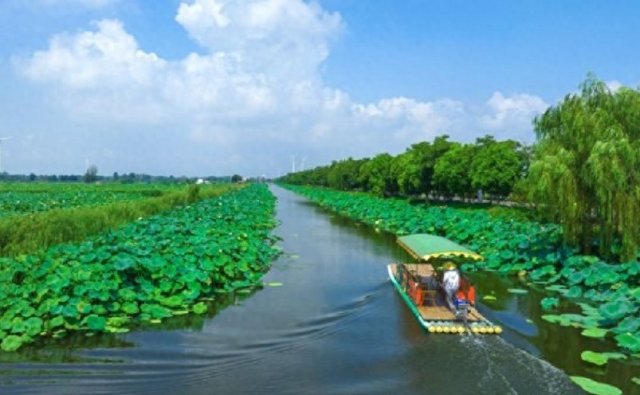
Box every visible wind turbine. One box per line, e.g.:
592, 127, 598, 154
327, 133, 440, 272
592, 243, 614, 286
300, 156, 307, 172
0, 137, 12, 174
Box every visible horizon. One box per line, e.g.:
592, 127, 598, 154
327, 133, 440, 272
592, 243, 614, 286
1, 0, 638, 177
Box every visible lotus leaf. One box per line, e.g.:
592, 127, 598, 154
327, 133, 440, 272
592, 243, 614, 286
581, 328, 608, 338
121, 302, 139, 315
114, 257, 135, 271
580, 351, 625, 366
482, 295, 497, 302
570, 376, 621, 395
540, 297, 559, 310
1, 335, 24, 352
632, 377, 640, 386
599, 301, 636, 322
613, 316, 640, 334
615, 332, 640, 353
193, 302, 208, 314
24, 317, 43, 337
507, 288, 528, 295
564, 286, 583, 299
85, 315, 106, 331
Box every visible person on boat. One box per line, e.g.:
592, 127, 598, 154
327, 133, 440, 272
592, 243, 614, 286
442, 261, 460, 311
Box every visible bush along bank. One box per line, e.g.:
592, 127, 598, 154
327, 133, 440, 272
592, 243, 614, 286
0, 183, 280, 352
282, 184, 640, 356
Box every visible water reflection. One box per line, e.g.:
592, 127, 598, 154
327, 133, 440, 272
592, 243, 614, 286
0, 186, 596, 394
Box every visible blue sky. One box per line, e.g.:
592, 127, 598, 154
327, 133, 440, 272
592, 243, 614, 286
0, 0, 638, 177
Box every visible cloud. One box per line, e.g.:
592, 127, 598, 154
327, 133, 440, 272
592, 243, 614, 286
481, 92, 548, 141
16, 0, 548, 175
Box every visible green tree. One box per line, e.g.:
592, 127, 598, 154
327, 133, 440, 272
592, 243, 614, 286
470, 139, 523, 200
359, 153, 398, 196
432, 144, 474, 199
327, 158, 366, 190
83, 165, 98, 183
527, 76, 640, 260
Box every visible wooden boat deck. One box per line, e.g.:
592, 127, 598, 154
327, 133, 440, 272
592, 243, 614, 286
390, 263, 487, 322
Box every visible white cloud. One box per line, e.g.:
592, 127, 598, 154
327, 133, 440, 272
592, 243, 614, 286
606, 80, 623, 92
481, 92, 548, 141
16, 0, 548, 175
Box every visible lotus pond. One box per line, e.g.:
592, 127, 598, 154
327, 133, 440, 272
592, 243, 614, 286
0, 183, 181, 218
283, 184, 640, 394
0, 183, 279, 352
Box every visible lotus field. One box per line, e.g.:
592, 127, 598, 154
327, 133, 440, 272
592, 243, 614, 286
0, 184, 280, 352
0, 183, 177, 218
282, 184, 640, 356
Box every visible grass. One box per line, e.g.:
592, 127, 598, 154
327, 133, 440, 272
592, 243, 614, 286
0, 183, 240, 257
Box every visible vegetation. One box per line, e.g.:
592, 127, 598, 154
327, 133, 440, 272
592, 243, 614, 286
0, 183, 239, 256
282, 77, 640, 262
281, 185, 640, 355
527, 76, 640, 261
0, 184, 280, 352
280, 135, 526, 201
0, 183, 179, 218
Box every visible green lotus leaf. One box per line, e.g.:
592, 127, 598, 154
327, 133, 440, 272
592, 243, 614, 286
581, 328, 607, 338
613, 316, 640, 334
85, 315, 106, 331
580, 351, 625, 366
482, 295, 497, 302
599, 300, 636, 322
49, 316, 65, 329
141, 304, 172, 319
76, 300, 92, 315
193, 302, 208, 315
564, 286, 583, 298
107, 316, 130, 327
92, 305, 108, 315
118, 288, 137, 302
581, 351, 608, 366
121, 302, 139, 315
545, 284, 568, 293
507, 288, 528, 294
570, 376, 621, 395
1, 335, 24, 352
106, 326, 130, 334
161, 295, 184, 308
615, 332, 640, 353
632, 377, 640, 386
540, 297, 559, 310
114, 257, 135, 271
24, 317, 43, 337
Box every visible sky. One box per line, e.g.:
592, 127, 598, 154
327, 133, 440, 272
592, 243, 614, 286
0, 0, 639, 177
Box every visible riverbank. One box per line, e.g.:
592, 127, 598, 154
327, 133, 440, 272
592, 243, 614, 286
282, 184, 640, 394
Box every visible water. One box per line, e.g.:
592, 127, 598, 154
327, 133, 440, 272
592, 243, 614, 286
0, 185, 621, 394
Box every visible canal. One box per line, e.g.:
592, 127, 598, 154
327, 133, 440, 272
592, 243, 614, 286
0, 186, 589, 394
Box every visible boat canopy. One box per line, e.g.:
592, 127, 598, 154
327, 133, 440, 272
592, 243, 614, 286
397, 234, 483, 262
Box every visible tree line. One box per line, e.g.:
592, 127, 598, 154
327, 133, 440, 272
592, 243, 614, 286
280, 134, 528, 202
280, 76, 640, 262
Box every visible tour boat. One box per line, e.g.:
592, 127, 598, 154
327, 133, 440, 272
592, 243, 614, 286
388, 234, 501, 334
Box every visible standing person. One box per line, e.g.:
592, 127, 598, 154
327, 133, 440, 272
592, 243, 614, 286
442, 261, 460, 311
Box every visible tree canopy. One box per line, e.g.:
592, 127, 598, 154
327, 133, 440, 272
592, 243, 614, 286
527, 76, 640, 260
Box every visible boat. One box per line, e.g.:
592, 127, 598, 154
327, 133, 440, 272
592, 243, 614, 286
388, 233, 502, 335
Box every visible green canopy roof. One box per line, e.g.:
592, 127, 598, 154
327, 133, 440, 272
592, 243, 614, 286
397, 234, 483, 262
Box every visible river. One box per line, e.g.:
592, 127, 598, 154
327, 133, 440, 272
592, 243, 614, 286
0, 186, 604, 394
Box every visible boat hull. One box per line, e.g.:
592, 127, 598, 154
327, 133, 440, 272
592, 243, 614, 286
387, 264, 501, 335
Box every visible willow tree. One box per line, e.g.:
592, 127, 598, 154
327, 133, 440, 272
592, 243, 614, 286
527, 76, 640, 261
